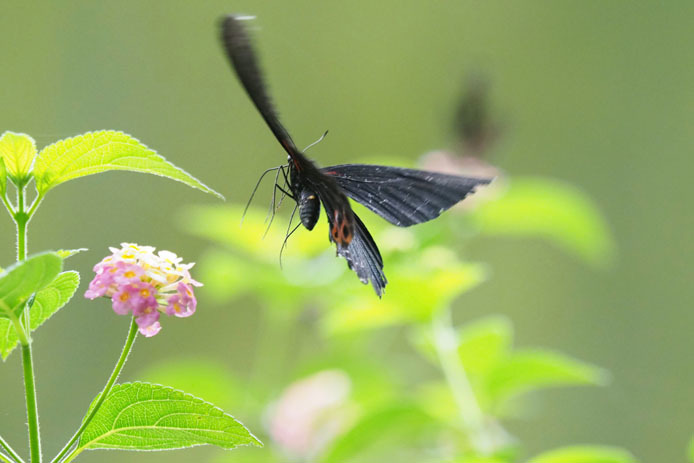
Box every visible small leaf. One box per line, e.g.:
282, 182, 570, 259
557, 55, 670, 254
527, 445, 637, 463
33, 131, 222, 198
0, 271, 79, 360
56, 248, 88, 259
0, 252, 63, 320
0, 131, 36, 185
78, 382, 261, 452
471, 177, 615, 267
485, 349, 608, 405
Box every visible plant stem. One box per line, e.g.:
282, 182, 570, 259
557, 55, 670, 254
12, 185, 40, 463
431, 307, 493, 455
0, 435, 25, 463
51, 317, 138, 463
1, 192, 15, 216
16, 185, 27, 261
21, 341, 40, 463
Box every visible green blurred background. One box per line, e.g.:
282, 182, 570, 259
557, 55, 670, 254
0, 1, 692, 462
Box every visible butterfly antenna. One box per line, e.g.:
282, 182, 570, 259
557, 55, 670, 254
279, 204, 300, 269
241, 165, 283, 225
303, 130, 329, 152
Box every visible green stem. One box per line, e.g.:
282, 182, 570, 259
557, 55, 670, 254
25, 194, 43, 221
12, 185, 39, 462
0, 435, 25, 463
21, 343, 40, 463
1, 191, 15, 216
0, 453, 15, 463
51, 317, 138, 463
431, 307, 493, 455
16, 186, 27, 261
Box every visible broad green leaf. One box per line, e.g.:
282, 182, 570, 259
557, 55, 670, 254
78, 382, 261, 452
0, 157, 7, 196
323, 403, 439, 463
0, 131, 36, 185
324, 253, 487, 332
0, 271, 79, 360
33, 131, 222, 198
485, 349, 608, 405
0, 252, 62, 320
458, 315, 513, 376
527, 445, 637, 463
471, 177, 614, 267
689, 436, 694, 463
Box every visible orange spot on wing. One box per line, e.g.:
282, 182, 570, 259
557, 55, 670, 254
331, 210, 353, 246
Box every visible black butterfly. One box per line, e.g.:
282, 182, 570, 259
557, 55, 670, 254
220, 15, 491, 296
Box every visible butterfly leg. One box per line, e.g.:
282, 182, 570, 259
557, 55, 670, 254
279, 203, 301, 268
263, 178, 294, 238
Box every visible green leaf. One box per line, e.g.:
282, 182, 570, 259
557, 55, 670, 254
0, 131, 36, 185
56, 248, 88, 259
471, 177, 614, 267
33, 131, 222, 198
78, 382, 261, 452
485, 349, 608, 405
323, 403, 438, 463
0, 252, 63, 320
0, 271, 79, 360
458, 315, 513, 376
688, 436, 694, 463
527, 445, 637, 463
324, 254, 487, 332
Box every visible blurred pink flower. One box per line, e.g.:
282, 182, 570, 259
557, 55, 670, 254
267, 370, 355, 459
85, 243, 201, 337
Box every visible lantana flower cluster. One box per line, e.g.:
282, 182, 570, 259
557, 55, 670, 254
85, 243, 201, 337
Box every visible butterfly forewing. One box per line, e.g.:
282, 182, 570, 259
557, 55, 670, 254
322, 164, 492, 226
220, 16, 300, 156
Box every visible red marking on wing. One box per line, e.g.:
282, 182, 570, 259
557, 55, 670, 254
331, 210, 353, 246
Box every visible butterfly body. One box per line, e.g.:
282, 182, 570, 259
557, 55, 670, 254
220, 15, 491, 296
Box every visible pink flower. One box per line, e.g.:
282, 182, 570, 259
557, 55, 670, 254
165, 282, 196, 318
267, 370, 355, 459
85, 243, 201, 337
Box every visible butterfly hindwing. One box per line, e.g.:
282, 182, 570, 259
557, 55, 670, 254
322, 164, 492, 226
334, 212, 387, 297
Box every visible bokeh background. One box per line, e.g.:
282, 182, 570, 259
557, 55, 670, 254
0, 1, 692, 462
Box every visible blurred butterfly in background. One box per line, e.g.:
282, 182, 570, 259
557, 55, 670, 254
220, 15, 492, 296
